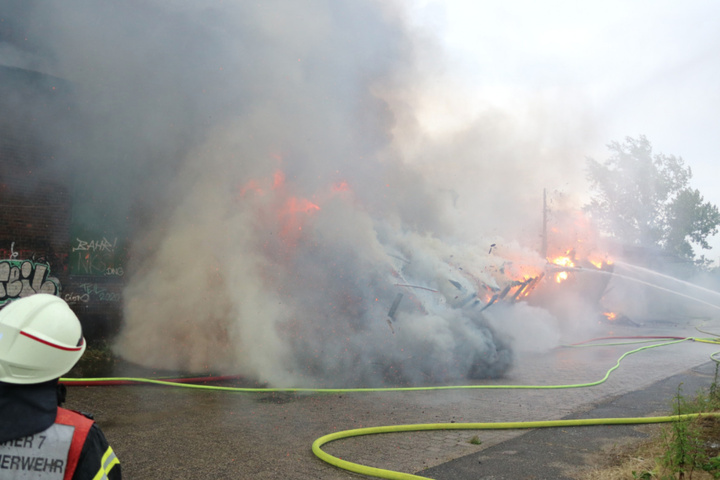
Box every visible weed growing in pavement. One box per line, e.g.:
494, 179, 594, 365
659, 383, 709, 479
657, 365, 720, 479
469, 435, 482, 445
631, 471, 653, 479
578, 364, 720, 480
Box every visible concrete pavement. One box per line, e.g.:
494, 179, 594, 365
63, 321, 720, 479
421, 360, 719, 479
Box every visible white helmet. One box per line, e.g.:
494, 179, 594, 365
0, 294, 86, 384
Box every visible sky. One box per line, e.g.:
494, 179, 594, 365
406, 0, 720, 255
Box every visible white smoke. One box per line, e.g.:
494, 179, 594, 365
1, 0, 599, 386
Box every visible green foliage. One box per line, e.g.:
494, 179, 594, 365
469, 435, 482, 445
710, 365, 720, 401
666, 189, 720, 260
583, 367, 720, 479
585, 136, 720, 261
661, 384, 703, 479
631, 471, 654, 479
659, 370, 720, 479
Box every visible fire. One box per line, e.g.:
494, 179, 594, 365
550, 253, 575, 283
281, 197, 320, 215
588, 255, 613, 269
546, 246, 612, 284
544, 208, 611, 275
238, 179, 265, 197
551, 255, 574, 267
237, 168, 322, 248
603, 311, 617, 321
278, 197, 320, 237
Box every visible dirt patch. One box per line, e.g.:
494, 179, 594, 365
569, 425, 662, 480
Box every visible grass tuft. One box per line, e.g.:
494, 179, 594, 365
577, 364, 720, 479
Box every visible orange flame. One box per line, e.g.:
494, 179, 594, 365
551, 255, 574, 267
550, 253, 574, 283
281, 197, 320, 216
237, 169, 321, 249
238, 179, 265, 197
277, 197, 320, 244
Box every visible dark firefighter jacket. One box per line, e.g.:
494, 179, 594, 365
0, 379, 121, 479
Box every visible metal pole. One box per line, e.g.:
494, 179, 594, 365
541, 188, 548, 259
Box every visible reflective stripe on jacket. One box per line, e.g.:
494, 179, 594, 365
55, 407, 93, 480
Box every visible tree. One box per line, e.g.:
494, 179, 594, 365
584, 135, 720, 262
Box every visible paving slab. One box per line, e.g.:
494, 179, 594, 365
62, 322, 720, 479
421, 360, 719, 479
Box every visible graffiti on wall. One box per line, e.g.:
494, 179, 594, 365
63, 283, 122, 304
0, 242, 68, 271
70, 236, 125, 276
0, 259, 61, 305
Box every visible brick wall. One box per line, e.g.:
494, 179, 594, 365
0, 66, 124, 342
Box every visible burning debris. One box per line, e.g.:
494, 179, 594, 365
116, 166, 533, 387
479, 276, 544, 312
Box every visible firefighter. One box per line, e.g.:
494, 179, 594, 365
0, 294, 121, 479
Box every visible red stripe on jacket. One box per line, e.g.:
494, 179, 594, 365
55, 407, 94, 480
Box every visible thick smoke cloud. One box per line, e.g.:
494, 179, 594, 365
1, 1, 588, 386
